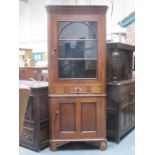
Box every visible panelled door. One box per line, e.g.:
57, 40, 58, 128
51, 97, 106, 139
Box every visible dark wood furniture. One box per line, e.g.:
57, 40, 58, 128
19, 66, 48, 81
106, 43, 135, 143
19, 80, 49, 151
46, 5, 108, 150
106, 80, 135, 143
19, 86, 31, 140
106, 43, 135, 82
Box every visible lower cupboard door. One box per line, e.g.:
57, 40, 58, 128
51, 97, 106, 139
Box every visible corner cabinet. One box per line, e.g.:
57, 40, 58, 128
46, 5, 108, 151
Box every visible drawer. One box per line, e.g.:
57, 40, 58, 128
53, 85, 104, 94
68, 86, 88, 94
90, 86, 102, 93
54, 86, 65, 94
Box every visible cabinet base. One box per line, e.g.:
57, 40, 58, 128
19, 142, 49, 152
50, 139, 107, 151
107, 126, 135, 143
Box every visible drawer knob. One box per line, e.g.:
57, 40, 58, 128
75, 87, 81, 93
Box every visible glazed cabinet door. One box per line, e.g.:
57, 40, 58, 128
50, 97, 106, 140
48, 15, 106, 93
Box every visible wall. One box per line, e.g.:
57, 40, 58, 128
19, 0, 47, 51
126, 21, 135, 45
19, 0, 135, 50
19, 1, 31, 48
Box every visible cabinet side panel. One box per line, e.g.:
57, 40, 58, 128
39, 95, 49, 120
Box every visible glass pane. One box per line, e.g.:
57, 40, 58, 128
58, 21, 98, 79
58, 40, 97, 58
58, 21, 97, 39
58, 60, 97, 78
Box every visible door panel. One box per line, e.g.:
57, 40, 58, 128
52, 98, 78, 139
81, 102, 96, 131
60, 102, 76, 131
52, 97, 105, 139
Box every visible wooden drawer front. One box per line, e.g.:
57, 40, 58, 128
54, 86, 65, 94
68, 86, 88, 94
53, 85, 104, 94
90, 86, 102, 94
107, 82, 135, 109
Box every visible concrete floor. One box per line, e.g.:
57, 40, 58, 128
19, 130, 134, 155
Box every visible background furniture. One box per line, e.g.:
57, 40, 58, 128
106, 80, 135, 143
106, 43, 135, 143
19, 66, 48, 81
106, 43, 135, 82
19, 85, 31, 139
19, 80, 49, 151
19, 48, 32, 66
46, 5, 108, 151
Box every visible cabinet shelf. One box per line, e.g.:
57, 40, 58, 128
59, 39, 97, 41
58, 58, 97, 60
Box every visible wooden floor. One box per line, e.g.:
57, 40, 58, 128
19, 130, 134, 155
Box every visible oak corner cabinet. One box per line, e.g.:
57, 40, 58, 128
46, 5, 108, 151
19, 80, 49, 151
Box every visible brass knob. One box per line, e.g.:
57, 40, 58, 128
75, 87, 81, 93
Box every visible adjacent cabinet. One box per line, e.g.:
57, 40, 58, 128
106, 43, 135, 143
19, 80, 49, 151
46, 5, 108, 150
106, 80, 135, 143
